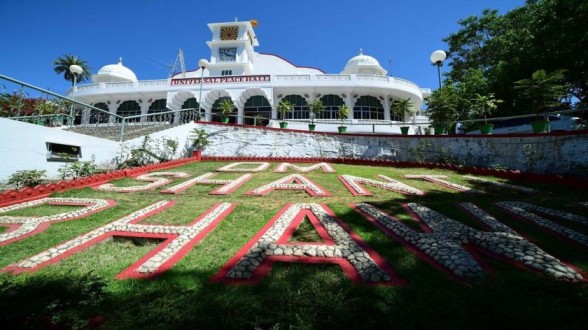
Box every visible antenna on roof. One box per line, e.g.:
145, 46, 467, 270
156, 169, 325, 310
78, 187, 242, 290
170, 49, 186, 78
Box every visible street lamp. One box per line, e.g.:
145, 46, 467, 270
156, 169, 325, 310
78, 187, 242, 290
197, 59, 209, 121
69, 64, 83, 127
430, 50, 447, 89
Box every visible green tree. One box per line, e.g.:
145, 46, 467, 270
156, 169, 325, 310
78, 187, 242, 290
277, 100, 293, 121
472, 93, 502, 125
513, 69, 569, 118
52, 54, 92, 86
443, 0, 587, 113
338, 104, 349, 124
390, 98, 415, 125
307, 99, 324, 124
426, 86, 459, 128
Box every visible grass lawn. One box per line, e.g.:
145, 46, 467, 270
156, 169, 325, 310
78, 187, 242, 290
0, 161, 586, 329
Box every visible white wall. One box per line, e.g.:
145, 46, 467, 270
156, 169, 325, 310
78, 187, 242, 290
2, 119, 587, 182
0, 119, 120, 180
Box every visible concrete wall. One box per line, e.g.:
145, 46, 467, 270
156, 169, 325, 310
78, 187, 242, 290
0, 119, 120, 180
196, 123, 588, 177
1, 118, 587, 182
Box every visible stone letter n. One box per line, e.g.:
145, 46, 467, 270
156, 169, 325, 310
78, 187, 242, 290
2, 201, 237, 279
212, 203, 404, 285
353, 202, 582, 282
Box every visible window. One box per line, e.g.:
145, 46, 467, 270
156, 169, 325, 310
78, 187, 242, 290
46, 142, 81, 162
353, 96, 384, 120
320, 95, 345, 119
181, 98, 200, 123
244, 95, 271, 125
211, 96, 236, 123
147, 99, 172, 122
116, 100, 141, 122
282, 95, 309, 120
91, 103, 110, 124
221, 70, 233, 76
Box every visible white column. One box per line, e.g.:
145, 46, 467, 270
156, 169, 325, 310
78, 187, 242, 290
236, 103, 244, 125
383, 97, 391, 121
345, 94, 354, 120
140, 101, 150, 123
108, 103, 118, 124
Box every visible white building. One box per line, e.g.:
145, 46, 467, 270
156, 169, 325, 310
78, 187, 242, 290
71, 20, 430, 133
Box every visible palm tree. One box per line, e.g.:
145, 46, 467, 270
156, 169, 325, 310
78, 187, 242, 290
277, 100, 293, 125
514, 69, 569, 119
52, 54, 92, 86
216, 98, 235, 123
472, 93, 502, 126
306, 99, 324, 130
391, 98, 416, 125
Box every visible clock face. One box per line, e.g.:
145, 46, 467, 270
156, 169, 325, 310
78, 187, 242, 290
220, 26, 238, 40
219, 47, 237, 62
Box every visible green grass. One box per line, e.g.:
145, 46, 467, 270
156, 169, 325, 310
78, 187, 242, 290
0, 161, 587, 329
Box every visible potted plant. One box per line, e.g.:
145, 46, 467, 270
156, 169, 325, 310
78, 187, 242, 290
306, 99, 324, 131
277, 99, 293, 129
188, 128, 209, 159
426, 86, 458, 135
337, 104, 350, 133
514, 69, 569, 133
472, 93, 502, 134
218, 98, 234, 124
391, 98, 416, 135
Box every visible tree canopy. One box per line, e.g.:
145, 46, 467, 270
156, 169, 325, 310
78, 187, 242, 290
52, 54, 92, 86
442, 0, 587, 118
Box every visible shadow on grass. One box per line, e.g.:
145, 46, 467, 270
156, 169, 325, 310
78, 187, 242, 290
1, 178, 587, 329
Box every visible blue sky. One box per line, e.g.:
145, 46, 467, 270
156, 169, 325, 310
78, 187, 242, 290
0, 0, 524, 95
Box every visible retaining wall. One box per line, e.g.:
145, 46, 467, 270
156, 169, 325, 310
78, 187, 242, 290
195, 123, 588, 177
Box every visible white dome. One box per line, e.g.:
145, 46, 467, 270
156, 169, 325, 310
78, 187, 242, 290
92, 58, 137, 83
341, 49, 387, 76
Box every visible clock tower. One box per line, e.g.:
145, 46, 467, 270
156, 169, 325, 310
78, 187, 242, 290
205, 20, 259, 76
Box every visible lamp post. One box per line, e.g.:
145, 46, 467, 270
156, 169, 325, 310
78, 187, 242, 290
69, 64, 83, 127
430, 50, 447, 89
197, 59, 209, 121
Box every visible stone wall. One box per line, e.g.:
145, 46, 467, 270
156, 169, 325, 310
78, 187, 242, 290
195, 123, 588, 177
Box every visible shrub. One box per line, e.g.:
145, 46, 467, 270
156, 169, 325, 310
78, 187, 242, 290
59, 156, 98, 180
7, 169, 46, 189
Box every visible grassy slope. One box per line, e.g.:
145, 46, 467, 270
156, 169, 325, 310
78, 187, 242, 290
0, 161, 586, 329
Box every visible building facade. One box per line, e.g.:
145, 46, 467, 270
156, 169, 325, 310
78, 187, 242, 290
71, 20, 430, 132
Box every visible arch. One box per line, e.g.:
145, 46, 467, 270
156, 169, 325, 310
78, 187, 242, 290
243, 95, 271, 125
148, 99, 172, 123
167, 90, 196, 110
319, 94, 345, 120
282, 94, 308, 120
237, 87, 271, 109
91, 102, 110, 124
211, 96, 236, 123
353, 96, 384, 120
203, 89, 231, 112
116, 100, 141, 122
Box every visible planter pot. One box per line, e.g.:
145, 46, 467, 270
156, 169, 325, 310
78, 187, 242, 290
338, 126, 347, 133
480, 124, 494, 135
433, 125, 447, 135
279, 122, 288, 129
221, 116, 229, 124
400, 126, 410, 135
192, 150, 202, 160
308, 124, 316, 131
531, 119, 550, 133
